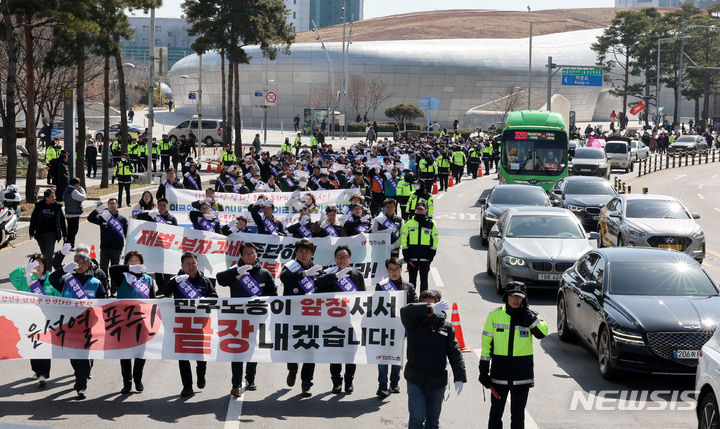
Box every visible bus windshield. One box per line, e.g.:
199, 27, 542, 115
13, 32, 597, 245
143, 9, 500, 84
502, 130, 568, 177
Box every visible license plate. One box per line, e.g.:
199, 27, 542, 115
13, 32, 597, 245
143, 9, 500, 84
610, 161, 619, 165
538, 273, 562, 281
658, 244, 682, 251
673, 349, 699, 359
580, 169, 591, 172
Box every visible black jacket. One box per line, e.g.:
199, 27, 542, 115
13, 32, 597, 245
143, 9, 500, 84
156, 180, 183, 200
29, 199, 67, 240
315, 268, 366, 293
87, 209, 129, 249
136, 211, 178, 225
216, 263, 276, 298
249, 203, 285, 235
162, 271, 217, 298
343, 214, 371, 236
189, 211, 221, 233
312, 222, 342, 238
51, 252, 107, 291
401, 303, 467, 388
183, 171, 202, 190
286, 221, 314, 239
375, 279, 418, 304
281, 260, 322, 296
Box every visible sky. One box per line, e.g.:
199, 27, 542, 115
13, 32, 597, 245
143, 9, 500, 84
130, 0, 615, 20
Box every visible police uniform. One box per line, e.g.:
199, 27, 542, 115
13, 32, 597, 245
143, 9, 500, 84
221, 148, 237, 166
468, 146, 481, 178
451, 148, 466, 183
400, 205, 438, 293
482, 143, 494, 174
159, 137, 172, 171
114, 157, 134, 207
479, 282, 549, 429
434, 152, 451, 191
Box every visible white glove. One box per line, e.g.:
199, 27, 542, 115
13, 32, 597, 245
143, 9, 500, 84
61, 242, 72, 256
454, 381, 463, 395
234, 183, 242, 190
262, 200, 274, 208
305, 264, 323, 276
129, 264, 147, 274
174, 274, 189, 284
300, 195, 310, 204
360, 214, 371, 223
256, 195, 267, 203
299, 215, 310, 226
96, 203, 107, 213
271, 231, 279, 236
336, 267, 352, 279
100, 211, 112, 221
25, 260, 39, 275
250, 178, 257, 184
203, 198, 212, 204
431, 300, 450, 315
148, 210, 160, 219
384, 172, 393, 180
236, 264, 253, 276
203, 213, 216, 220
62, 262, 79, 274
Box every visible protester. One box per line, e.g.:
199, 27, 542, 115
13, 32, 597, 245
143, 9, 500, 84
29, 188, 67, 267
156, 168, 183, 200
132, 191, 156, 219
88, 198, 129, 274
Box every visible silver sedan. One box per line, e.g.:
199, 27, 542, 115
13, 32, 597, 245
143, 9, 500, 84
486, 207, 598, 294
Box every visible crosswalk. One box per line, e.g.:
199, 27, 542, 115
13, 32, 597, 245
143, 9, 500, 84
433, 212, 481, 220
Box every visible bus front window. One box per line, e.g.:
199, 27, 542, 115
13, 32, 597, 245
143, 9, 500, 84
502, 130, 567, 176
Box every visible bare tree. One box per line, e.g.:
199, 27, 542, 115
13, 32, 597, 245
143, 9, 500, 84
0, 1, 18, 184
307, 85, 330, 109
492, 86, 523, 128
366, 80, 392, 121
347, 74, 367, 121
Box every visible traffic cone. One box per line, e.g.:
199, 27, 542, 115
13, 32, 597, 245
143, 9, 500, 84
215, 162, 222, 173
432, 181, 438, 194
90, 244, 97, 260
478, 165, 483, 178
451, 303, 471, 353
206, 162, 212, 173
448, 172, 454, 187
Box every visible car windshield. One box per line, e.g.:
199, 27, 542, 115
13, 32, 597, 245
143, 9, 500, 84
605, 142, 628, 154
506, 215, 585, 239
675, 136, 696, 143
489, 187, 548, 205
609, 262, 717, 296
565, 180, 615, 195
573, 148, 604, 159
625, 199, 690, 219
501, 130, 568, 176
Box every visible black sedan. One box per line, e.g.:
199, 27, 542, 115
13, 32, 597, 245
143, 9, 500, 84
479, 184, 551, 245
557, 248, 720, 379
569, 147, 610, 179
549, 176, 617, 231
668, 135, 709, 153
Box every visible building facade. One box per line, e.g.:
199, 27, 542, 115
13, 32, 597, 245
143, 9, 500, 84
615, 0, 719, 7
122, 17, 198, 69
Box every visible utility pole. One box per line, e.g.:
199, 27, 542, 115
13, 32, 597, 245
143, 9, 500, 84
676, 23, 685, 127
341, 0, 347, 139
147, 7, 155, 184
313, 21, 335, 141
198, 53, 203, 146
547, 56, 553, 111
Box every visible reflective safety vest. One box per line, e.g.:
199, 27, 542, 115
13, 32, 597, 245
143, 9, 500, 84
396, 179, 414, 197
435, 155, 450, 169
294, 136, 302, 148
45, 146, 58, 163
418, 159, 437, 175
310, 136, 318, 147
469, 148, 480, 161
152, 144, 160, 155
453, 133, 462, 140
281, 142, 293, 153
221, 150, 237, 163
406, 193, 434, 217
114, 160, 133, 176
159, 139, 172, 153
483, 145, 494, 156
111, 140, 121, 153
137, 144, 148, 156
439, 131, 447, 138
451, 150, 466, 166
400, 216, 438, 260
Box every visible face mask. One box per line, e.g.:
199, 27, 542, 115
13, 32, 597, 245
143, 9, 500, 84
414, 213, 426, 221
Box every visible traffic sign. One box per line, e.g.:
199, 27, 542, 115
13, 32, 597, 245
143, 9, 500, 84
188, 92, 196, 100
254, 91, 263, 97
265, 92, 277, 104
418, 97, 441, 110
561, 68, 603, 87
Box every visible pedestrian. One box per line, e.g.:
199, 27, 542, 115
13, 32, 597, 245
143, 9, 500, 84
86, 139, 98, 178
53, 152, 70, 201
187, 130, 198, 158
163, 252, 218, 397
188, 202, 221, 233
315, 246, 366, 394
434, 150, 451, 191
182, 161, 201, 190
9, 253, 60, 388
367, 124, 377, 144
372, 198, 403, 257
253, 133, 262, 153
294, 113, 301, 132
131, 190, 155, 218
114, 153, 134, 207
108, 251, 155, 394
49, 252, 107, 399
479, 281, 548, 429
375, 257, 417, 398
63, 178, 86, 248
216, 242, 277, 397
29, 188, 67, 267
401, 202, 438, 293
171, 140, 183, 172
88, 198, 128, 275
401, 290, 466, 429
451, 145, 466, 183
128, 109, 135, 123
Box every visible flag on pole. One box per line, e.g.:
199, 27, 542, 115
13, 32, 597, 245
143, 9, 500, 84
630, 101, 647, 116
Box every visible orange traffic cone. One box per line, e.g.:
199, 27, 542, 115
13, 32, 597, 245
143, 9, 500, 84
448, 172, 454, 187
206, 162, 212, 173
432, 181, 438, 194
90, 244, 97, 260
215, 162, 222, 173
478, 165, 483, 178
451, 302, 471, 353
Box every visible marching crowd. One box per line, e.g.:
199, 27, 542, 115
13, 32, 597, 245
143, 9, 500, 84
16, 127, 550, 429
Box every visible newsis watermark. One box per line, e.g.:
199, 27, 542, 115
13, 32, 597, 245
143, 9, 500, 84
570, 390, 697, 411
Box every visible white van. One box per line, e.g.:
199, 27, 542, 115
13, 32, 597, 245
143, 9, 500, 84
167, 118, 225, 146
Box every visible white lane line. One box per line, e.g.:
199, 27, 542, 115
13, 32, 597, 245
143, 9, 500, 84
472, 349, 539, 429
713, 174, 718, 179
223, 393, 245, 429
459, 213, 465, 220
675, 174, 687, 180
430, 267, 445, 288
436, 193, 445, 200
698, 184, 704, 189
698, 194, 705, 200
714, 208, 720, 214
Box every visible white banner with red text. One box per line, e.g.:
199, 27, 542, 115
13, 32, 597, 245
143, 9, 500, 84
0, 289, 405, 364
125, 220, 392, 283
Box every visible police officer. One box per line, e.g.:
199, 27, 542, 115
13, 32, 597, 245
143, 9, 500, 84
479, 281, 548, 429
220, 144, 237, 166
417, 152, 437, 192
396, 171, 416, 219
281, 138, 293, 153
434, 150, 451, 191
163, 252, 218, 397
482, 141, 494, 175
216, 242, 276, 398
294, 132, 302, 156
451, 145, 466, 183
281, 239, 325, 397
159, 134, 172, 171
405, 181, 435, 219
310, 132, 319, 153
114, 153, 134, 207
468, 144, 481, 179
401, 202, 438, 293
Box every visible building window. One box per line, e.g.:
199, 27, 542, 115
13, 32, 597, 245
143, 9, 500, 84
142, 25, 149, 31
168, 31, 176, 37
155, 25, 161, 31
155, 38, 162, 45
293, 11, 296, 18
142, 38, 147, 44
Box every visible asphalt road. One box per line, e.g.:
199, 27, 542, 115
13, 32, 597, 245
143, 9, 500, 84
0, 160, 713, 428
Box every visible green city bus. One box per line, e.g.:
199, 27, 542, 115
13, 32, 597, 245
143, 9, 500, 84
498, 110, 569, 191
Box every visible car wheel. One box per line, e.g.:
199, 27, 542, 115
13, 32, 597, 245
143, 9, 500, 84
204, 136, 214, 146
699, 391, 720, 429
495, 262, 504, 295
618, 234, 625, 247
598, 327, 618, 380
481, 223, 488, 246
557, 294, 575, 342
697, 259, 704, 265
95, 133, 103, 141
486, 251, 493, 276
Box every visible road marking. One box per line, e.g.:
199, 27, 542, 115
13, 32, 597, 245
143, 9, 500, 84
713, 174, 718, 179
675, 174, 687, 180
708, 249, 720, 259
472, 349, 539, 429
436, 193, 445, 200
699, 184, 704, 189
698, 194, 705, 200
223, 393, 245, 429
433, 212, 479, 220
430, 267, 445, 288
714, 208, 720, 214
458, 213, 465, 220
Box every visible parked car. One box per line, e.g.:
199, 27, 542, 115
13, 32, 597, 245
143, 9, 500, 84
167, 118, 225, 146
597, 193, 705, 263
630, 140, 650, 162
604, 139, 633, 173
479, 184, 551, 245
569, 147, 610, 179
93, 123, 143, 141
549, 176, 616, 231
557, 248, 720, 379
668, 135, 709, 153
696, 329, 720, 429
487, 207, 597, 294
48, 121, 92, 140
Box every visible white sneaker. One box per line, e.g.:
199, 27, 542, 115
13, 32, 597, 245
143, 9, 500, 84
76, 390, 86, 400
38, 376, 47, 388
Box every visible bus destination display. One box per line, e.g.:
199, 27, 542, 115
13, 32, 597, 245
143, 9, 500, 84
513, 131, 556, 141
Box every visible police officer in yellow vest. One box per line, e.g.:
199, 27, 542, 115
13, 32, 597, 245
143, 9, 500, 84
114, 153, 135, 207
395, 171, 416, 219
417, 152, 437, 192
450, 146, 466, 184
151, 139, 160, 172
281, 138, 293, 153
294, 132, 302, 156
45, 142, 60, 184
482, 142, 494, 175
479, 281, 548, 429
434, 150, 451, 191
310, 133, 319, 153
468, 145, 481, 178
220, 145, 237, 167
159, 134, 172, 171
400, 202, 438, 293
136, 139, 148, 172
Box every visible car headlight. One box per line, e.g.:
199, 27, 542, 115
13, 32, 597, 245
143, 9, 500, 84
626, 227, 645, 238
567, 205, 584, 213
693, 229, 704, 239
485, 213, 498, 221
611, 327, 645, 346
503, 256, 527, 267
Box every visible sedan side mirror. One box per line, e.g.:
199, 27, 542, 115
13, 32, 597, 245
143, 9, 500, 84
608, 211, 620, 218
692, 213, 701, 219
489, 230, 500, 238
552, 189, 563, 195
479, 198, 487, 205
580, 280, 597, 293
588, 232, 600, 240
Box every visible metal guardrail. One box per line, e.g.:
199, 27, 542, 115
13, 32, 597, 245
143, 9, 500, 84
636, 149, 717, 178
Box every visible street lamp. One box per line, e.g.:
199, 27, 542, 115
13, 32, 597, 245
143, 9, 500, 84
528, 19, 568, 110
656, 35, 689, 126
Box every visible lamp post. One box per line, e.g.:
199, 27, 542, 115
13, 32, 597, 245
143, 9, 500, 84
313, 20, 335, 140
528, 19, 568, 110
147, 6, 155, 184
180, 52, 203, 141
656, 36, 688, 126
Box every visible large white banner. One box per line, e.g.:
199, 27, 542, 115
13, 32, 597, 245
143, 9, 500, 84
0, 289, 405, 364
125, 220, 392, 283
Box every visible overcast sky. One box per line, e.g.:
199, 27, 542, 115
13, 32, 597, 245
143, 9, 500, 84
130, 0, 615, 20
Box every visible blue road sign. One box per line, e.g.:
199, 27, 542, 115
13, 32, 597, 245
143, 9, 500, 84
418, 97, 441, 110
254, 91, 264, 97
561, 68, 603, 87
188, 92, 196, 100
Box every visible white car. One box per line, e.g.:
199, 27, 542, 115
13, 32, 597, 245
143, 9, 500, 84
696, 328, 720, 428
167, 118, 225, 146
46, 122, 92, 140
630, 140, 649, 162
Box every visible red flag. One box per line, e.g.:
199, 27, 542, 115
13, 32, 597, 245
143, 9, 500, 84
630, 101, 646, 116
